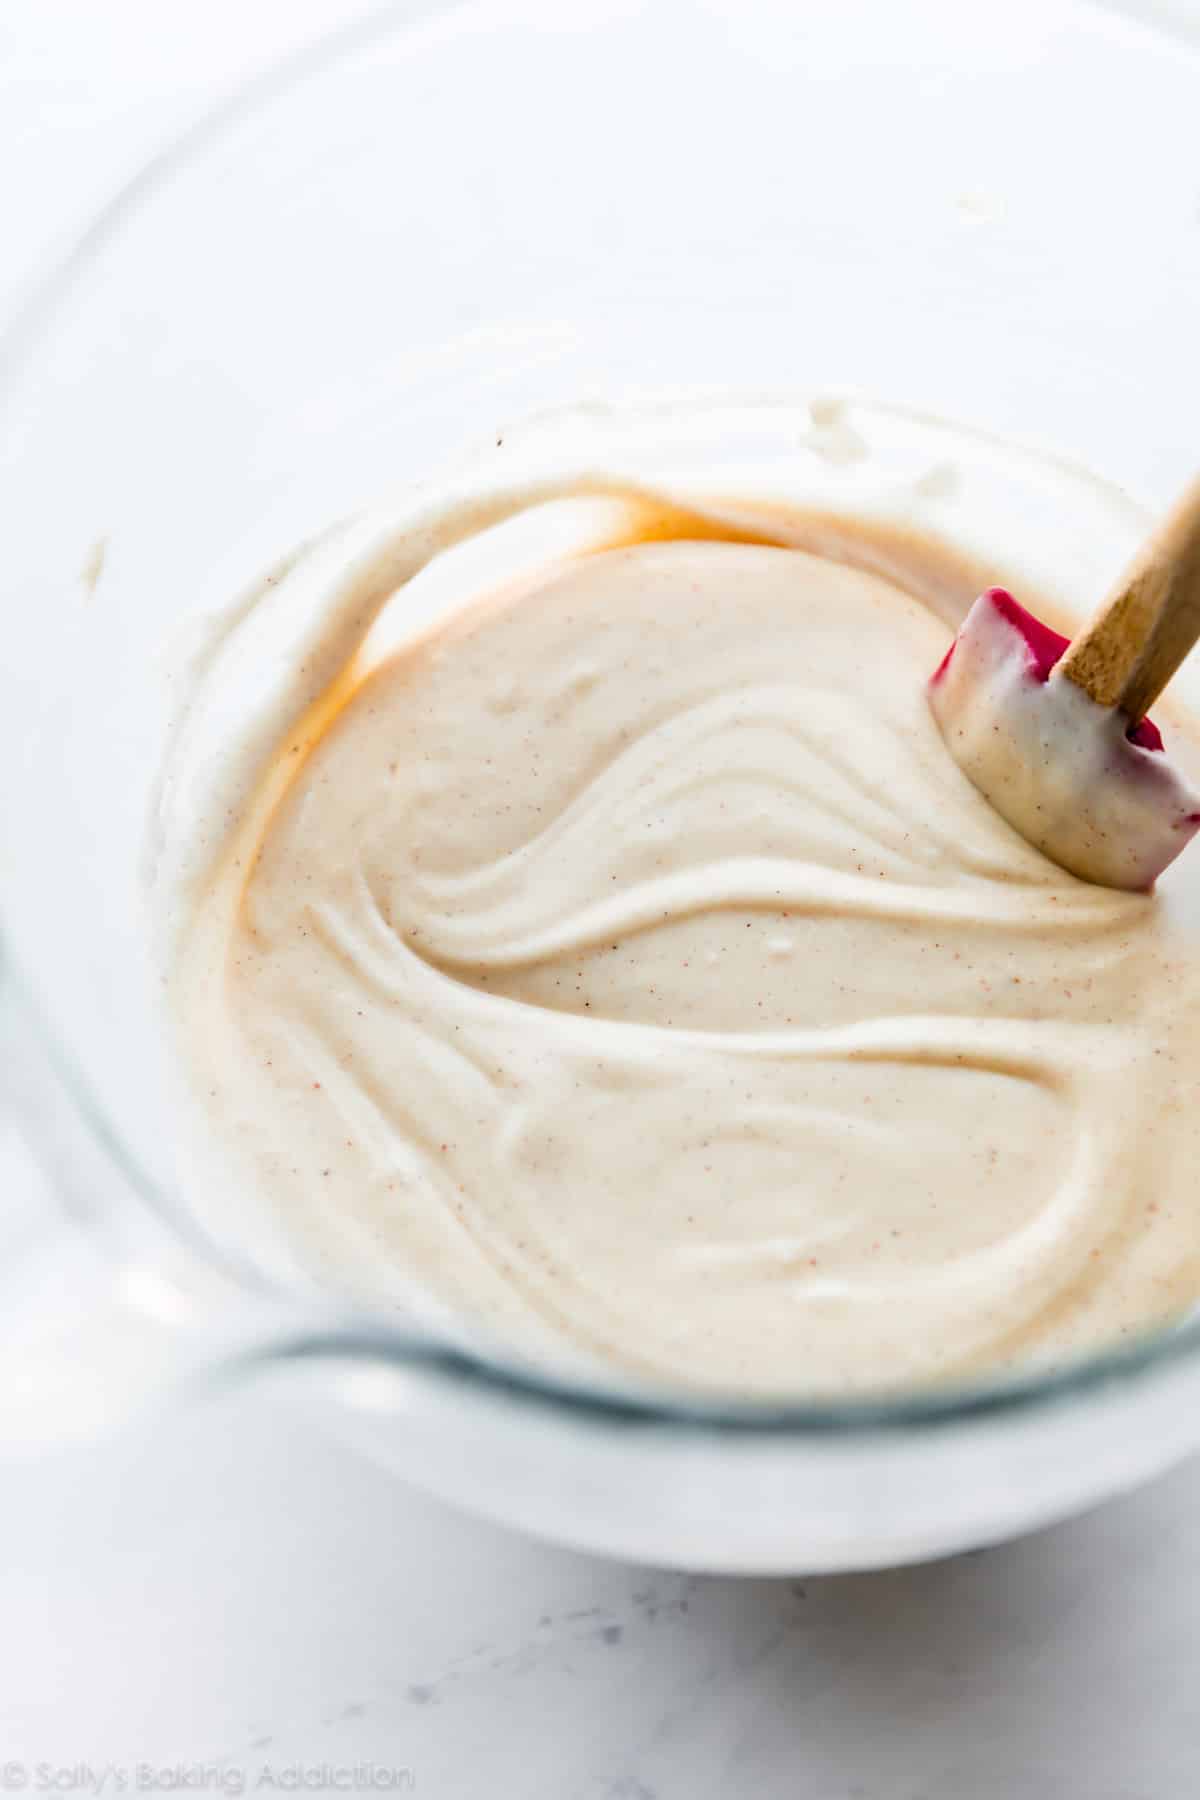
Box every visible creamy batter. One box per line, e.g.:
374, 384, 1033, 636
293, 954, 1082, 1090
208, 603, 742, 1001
152, 403, 1200, 1397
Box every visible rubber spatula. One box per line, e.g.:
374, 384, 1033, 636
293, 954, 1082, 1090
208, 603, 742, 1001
929, 477, 1200, 890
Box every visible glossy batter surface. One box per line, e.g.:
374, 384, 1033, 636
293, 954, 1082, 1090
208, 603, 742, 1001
159, 529, 1200, 1395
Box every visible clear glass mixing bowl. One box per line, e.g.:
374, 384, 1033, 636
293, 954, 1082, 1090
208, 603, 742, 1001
2, 0, 1200, 1572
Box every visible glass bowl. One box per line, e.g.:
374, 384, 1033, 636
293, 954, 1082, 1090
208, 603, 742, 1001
2, 0, 1200, 1571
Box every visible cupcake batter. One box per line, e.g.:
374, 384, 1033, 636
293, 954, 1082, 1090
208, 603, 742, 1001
152, 407, 1200, 1397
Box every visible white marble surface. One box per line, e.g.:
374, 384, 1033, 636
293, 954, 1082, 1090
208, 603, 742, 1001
5, 1382, 1200, 1796
5, 2, 1200, 1790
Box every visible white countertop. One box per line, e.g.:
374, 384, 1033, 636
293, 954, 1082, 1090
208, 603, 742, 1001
4, 3, 1200, 1791
7, 1383, 1200, 1796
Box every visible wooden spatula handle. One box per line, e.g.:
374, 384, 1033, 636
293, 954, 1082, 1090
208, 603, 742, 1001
1057, 475, 1200, 723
